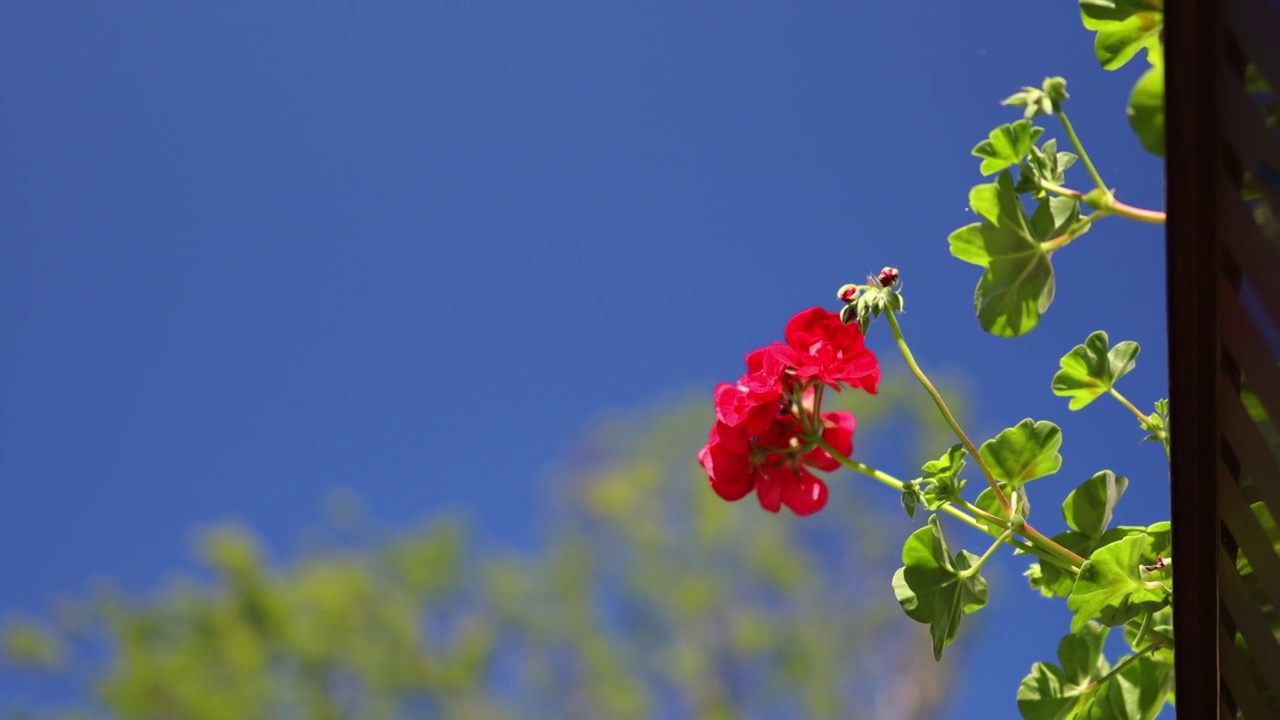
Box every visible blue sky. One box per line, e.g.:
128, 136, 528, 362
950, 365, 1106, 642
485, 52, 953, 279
1, 1, 1168, 716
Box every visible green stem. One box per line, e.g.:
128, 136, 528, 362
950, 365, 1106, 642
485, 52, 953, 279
959, 529, 1015, 579
1144, 627, 1175, 650
884, 311, 1012, 515
1021, 523, 1087, 568
1039, 181, 1166, 225
1131, 612, 1152, 648
815, 439, 986, 532
957, 498, 1006, 530
883, 311, 1086, 569
814, 438, 1081, 575
1108, 387, 1150, 426
1040, 212, 1104, 253
1057, 110, 1108, 194
1084, 640, 1167, 694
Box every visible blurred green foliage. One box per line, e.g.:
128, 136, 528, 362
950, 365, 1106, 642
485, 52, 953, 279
3, 379, 968, 720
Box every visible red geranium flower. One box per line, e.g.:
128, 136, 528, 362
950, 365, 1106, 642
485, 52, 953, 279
697, 409, 856, 516
770, 307, 880, 393
699, 306, 879, 516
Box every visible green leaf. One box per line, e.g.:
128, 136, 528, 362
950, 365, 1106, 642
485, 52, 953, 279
1067, 534, 1168, 633
1127, 65, 1165, 157
974, 487, 1000, 518
1018, 622, 1172, 720
1093, 652, 1175, 720
892, 515, 989, 660
1079, 0, 1164, 71
1052, 331, 1141, 410
950, 173, 1083, 336
1016, 623, 1110, 720
1142, 521, 1171, 561
1017, 138, 1079, 198
972, 120, 1046, 176
1063, 471, 1129, 538
1030, 524, 1154, 600
1057, 622, 1110, 686
979, 419, 1063, 487
919, 444, 968, 509
1142, 398, 1170, 455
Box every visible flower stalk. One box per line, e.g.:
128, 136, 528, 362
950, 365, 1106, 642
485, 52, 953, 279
883, 311, 1012, 515
884, 310, 1086, 569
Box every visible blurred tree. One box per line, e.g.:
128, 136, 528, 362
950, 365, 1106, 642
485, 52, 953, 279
3, 377, 968, 720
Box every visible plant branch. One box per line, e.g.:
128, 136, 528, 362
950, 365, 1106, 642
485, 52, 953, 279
884, 312, 1011, 514
1020, 523, 1087, 568
1040, 212, 1103, 253
1038, 181, 1166, 224
1084, 641, 1166, 694
1108, 387, 1150, 426
815, 438, 1082, 575
959, 529, 1015, 579
1057, 109, 1108, 194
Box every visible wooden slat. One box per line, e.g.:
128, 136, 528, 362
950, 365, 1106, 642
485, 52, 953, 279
1218, 175, 1280, 331
1219, 622, 1277, 719
1218, 542, 1280, 688
1219, 282, 1280, 428
1219, 457, 1280, 614
1219, 62, 1280, 231
1223, 0, 1280, 94
1167, 0, 1225, 713
1219, 371, 1280, 522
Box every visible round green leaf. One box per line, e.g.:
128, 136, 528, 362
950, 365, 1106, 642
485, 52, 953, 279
971, 120, 1045, 176
1052, 331, 1141, 410
1016, 623, 1110, 720
1062, 471, 1129, 538
950, 173, 1083, 336
1067, 534, 1167, 633
1093, 652, 1174, 720
891, 516, 989, 660
1127, 65, 1165, 157
979, 419, 1064, 486
1079, 0, 1164, 71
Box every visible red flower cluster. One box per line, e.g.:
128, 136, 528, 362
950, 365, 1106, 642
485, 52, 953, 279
698, 307, 881, 515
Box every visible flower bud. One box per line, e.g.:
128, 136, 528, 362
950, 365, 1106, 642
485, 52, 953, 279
877, 267, 899, 287
837, 284, 859, 303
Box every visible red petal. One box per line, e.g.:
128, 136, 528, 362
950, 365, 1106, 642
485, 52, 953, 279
755, 473, 783, 513
783, 470, 829, 516
698, 437, 753, 501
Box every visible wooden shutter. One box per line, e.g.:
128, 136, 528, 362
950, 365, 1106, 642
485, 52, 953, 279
1168, 0, 1280, 716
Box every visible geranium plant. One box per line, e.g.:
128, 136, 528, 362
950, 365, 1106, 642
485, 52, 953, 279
698, 3, 1175, 717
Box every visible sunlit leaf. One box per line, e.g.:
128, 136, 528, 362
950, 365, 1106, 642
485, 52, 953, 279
1079, 0, 1164, 70
950, 172, 1083, 336
892, 515, 989, 660
1016, 623, 1110, 720
1067, 534, 1168, 632
1127, 65, 1165, 156
1062, 471, 1129, 539
972, 120, 1045, 175
979, 419, 1063, 487
1052, 331, 1141, 410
